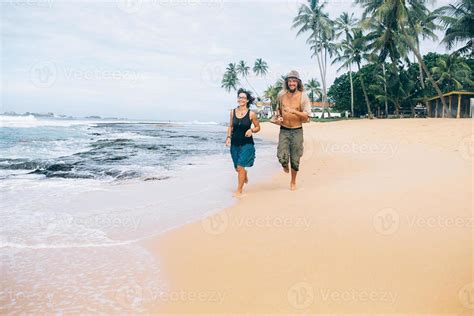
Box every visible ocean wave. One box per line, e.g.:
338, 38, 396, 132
0, 239, 139, 249
0, 115, 131, 128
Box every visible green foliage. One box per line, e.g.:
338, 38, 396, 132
328, 52, 473, 116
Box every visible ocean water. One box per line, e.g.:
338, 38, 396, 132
0, 115, 279, 313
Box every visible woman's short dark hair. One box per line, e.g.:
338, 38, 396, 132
237, 88, 255, 108
285, 78, 304, 92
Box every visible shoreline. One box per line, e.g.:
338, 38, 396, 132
141, 119, 473, 313
0, 121, 280, 314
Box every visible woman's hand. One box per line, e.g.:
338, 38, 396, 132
245, 129, 253, 137
225, 137, 231, 147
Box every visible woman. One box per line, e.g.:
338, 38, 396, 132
225, 88, 261, 197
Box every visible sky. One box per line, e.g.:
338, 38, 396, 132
1, 0, 451, 122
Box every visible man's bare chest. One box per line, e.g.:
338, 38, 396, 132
281, 93, 302, 111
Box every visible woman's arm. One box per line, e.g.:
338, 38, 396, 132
225, 110, 233, 146
245, 111, 260, 137
250, 111, 261, 133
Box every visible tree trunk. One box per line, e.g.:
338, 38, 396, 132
402, 28, 447, 110
442, 96, 446, 118
357, 62, 372, 117
313, 39, 328, 118
244, 76, 260, 99
320, 47, 330, 118
349, 66, 354, 117
382, 63, 388, 118
417, 41, 429, 110
457, 93, 461, 118
449, 95, 452, 118
388, 58, 401, 116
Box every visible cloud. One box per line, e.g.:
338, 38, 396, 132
1, 0, 453, 122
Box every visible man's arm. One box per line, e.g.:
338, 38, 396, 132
276, 90, 286, 117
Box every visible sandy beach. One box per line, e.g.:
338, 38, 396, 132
140, 118, 473, 314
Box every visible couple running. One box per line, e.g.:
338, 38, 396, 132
225, 70, 311, 196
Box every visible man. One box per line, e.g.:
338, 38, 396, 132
275, 70, 311, 191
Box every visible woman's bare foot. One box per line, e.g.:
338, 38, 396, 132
290, 182, 297, 191
282, 165, 289, 173
233, 191, 247, 198
233, 192, 241, 197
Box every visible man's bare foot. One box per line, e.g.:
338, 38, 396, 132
282, 165, 289, 173
290, 182, 297, 191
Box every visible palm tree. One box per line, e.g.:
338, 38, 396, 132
221, 63, 239, 92
356, 0, 448, 111
292, 0, 335, 117
362, 14, 408, 116
407, 3, 439, 114
264, 85, 280, 111
253, 58, 269, 77
236, 60, 260, 99
335, 12, 357, 40
334, 12, 358, 117
221, 71, 239, 92
432, 54, 473, 117
435, 0, 474, 56
334, 29, 373, 116
264, 75, 286, 111
305, 78, 322, 102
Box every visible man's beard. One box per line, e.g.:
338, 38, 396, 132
289, 87, 297, 93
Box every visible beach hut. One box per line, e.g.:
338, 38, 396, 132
310, 101, 340, 118
426, 90, 474, 118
